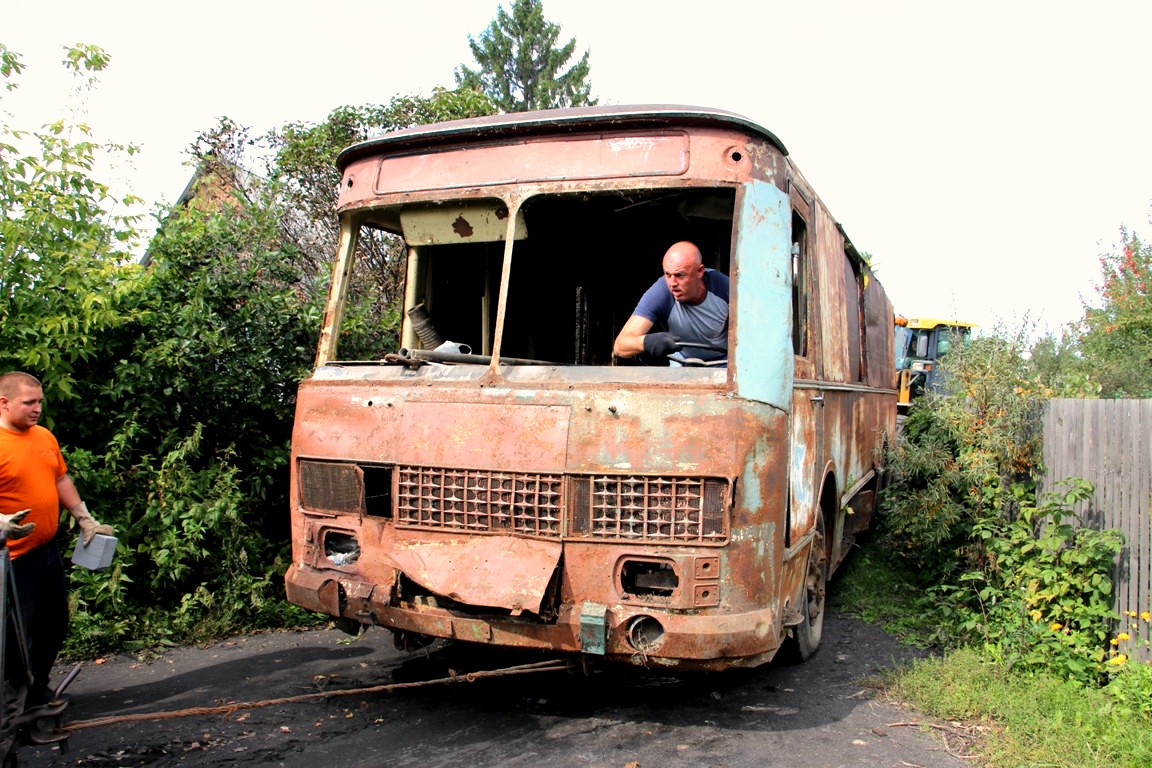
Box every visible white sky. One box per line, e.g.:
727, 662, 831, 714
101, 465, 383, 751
3, 0, 1150, 337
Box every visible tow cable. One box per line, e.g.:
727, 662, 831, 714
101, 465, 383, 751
64, 658, 574, 731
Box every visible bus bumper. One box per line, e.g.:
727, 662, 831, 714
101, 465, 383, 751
286, 564, 783, 671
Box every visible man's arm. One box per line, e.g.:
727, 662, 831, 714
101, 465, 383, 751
58, 473, 114, 544
613, 314, 655, 358
56, 473, 82, 511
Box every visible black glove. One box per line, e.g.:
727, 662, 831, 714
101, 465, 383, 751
642, 332, 680, 357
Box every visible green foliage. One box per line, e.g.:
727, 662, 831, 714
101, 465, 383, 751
455, 0, 597, 112
1075, 228, 1152, 397
270, 88, 496, 353
0, 48, 327, 651
57, 164, 328, 653
1105, 656, 1152, 719
883, 328, 1045, 572
886, 647, 1152, 767
1028, 330, 1100, 398
833, 546, 938, 646
0, 44, 24, 85
0, 43, 145, 418
883, 323, 1127, 689
933, 480, 1123, 683
1102, 611, 1152, 719
840, 542, 1152, 764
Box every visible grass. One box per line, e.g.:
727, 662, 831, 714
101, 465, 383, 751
837, 541, 1152, 768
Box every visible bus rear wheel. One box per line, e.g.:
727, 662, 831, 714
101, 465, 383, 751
793, 515, 828, 661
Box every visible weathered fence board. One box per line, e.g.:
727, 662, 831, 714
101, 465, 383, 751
1042, 399, 1152, 662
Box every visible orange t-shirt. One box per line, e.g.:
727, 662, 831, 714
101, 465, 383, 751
0, 425, 68, 559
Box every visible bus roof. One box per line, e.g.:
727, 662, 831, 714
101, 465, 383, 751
336, 104, 789, 170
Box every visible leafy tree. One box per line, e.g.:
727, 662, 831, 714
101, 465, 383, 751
0, 46, 318, 651
269, 87, 496, 354
455, 0, 597, 112
0, 42, 506, 654
0, 43, 145, 413
1028, 330, 1098, 398
883, 327, 1046, 573
63, 137, 337, 650
1075, 227, 1152, 397
883, 324, 1125, 686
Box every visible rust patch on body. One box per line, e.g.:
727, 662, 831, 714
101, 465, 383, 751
452, 215, 474, 238
386, 535, 561, 615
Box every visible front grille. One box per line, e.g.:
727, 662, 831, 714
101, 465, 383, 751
301, 459, 730, 545
569, 476, 727, 543
395, 466, 563, 538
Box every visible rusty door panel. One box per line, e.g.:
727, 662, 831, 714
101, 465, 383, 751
789, 387, 821, 545
816, 204, 850, 383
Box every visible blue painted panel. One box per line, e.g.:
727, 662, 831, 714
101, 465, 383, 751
733, 181, 793, 409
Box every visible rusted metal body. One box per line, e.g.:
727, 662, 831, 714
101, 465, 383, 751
285, 105, 896, 671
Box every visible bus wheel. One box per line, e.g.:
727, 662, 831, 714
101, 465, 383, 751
793, 515, 828, 661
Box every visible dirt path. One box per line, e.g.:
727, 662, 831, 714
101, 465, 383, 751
29, 609, 976, 767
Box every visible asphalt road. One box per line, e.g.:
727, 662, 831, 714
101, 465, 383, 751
26, 610, 975, 768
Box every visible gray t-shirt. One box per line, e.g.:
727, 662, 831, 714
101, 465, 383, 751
633, 269, 729, 362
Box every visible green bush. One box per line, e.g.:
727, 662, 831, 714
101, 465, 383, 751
1103, 611, 1152, 718
881, 326, 1129, 689
932, 480, 1123, 684
882, 330, 1046, 577
57, 177, 328, 654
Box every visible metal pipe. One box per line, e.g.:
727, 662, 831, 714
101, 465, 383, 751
402, 348, 563, 366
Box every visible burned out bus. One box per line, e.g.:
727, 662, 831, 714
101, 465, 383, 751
285, 105, 896, 671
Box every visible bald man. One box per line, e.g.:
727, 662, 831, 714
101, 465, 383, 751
612, 241, 729, 365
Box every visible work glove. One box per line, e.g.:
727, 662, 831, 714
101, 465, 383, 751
70, 501, 114, 545
642, 332, 680, 357
0, 509, 35, 540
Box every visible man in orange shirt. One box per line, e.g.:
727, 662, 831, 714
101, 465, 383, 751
0, 371, 113, 707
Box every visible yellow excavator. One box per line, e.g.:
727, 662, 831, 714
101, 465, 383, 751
894, 316, 976, 414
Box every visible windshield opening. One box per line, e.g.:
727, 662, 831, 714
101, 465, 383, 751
342, 187, 735, 367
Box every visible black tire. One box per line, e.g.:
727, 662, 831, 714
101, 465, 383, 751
792, 514, 828, 661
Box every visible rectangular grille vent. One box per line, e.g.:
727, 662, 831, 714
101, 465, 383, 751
570, 476, 727, 543
298, 460, 363, 514
396, 466, 563, 538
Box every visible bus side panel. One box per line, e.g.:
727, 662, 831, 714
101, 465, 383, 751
808, 202, 896, 570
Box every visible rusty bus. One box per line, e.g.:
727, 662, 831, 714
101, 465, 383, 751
285, 105, 896, 671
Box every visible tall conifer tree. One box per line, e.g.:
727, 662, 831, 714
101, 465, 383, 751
455, 0, 597, 112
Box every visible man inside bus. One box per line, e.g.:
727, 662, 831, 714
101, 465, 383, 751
612, 240, 729, 365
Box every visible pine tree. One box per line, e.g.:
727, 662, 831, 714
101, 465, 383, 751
455, 0, 597, 112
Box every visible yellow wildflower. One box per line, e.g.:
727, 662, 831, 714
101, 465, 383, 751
1050, 622, 1063, 631
1111, 638, 1120, 646
1118, 632, 1131, 641
1142, 611, 1151, 622
1108, 654, 1128, 666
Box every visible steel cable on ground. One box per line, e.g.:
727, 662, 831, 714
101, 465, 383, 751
63, 659, 574, 731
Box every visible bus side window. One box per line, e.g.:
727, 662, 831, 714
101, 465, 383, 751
842, 250, 863, 382
791, 211, 809, 357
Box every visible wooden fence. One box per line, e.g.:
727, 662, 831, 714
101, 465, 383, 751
1041, 399, 1152, 662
